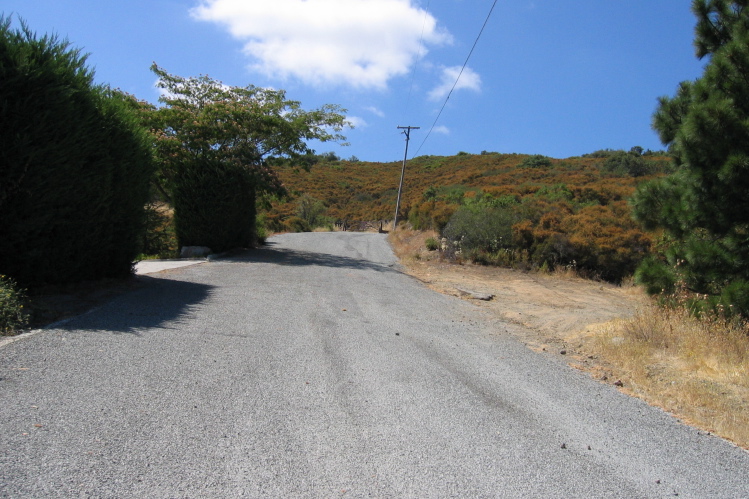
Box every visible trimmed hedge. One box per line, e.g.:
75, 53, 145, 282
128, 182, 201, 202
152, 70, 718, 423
172, 159, 256, 252
0, 18, 154, 287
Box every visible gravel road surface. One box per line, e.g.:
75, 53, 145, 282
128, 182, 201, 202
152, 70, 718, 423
1, 232, 747, 498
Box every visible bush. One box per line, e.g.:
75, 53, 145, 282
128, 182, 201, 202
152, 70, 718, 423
296, 194, 327, 228
442, 206, 517, 257
520, 154, 553, 168
0, 275, 29, 335
0, 18, 154, 287
285, 216, 311, 233
425, 237, 440, 251
140, 202, 178, 258
603, 151, 649, 177
254, 213, 270, 244
409, 201, 456, 232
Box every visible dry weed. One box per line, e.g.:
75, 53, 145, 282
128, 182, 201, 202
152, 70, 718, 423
388, 229, 441, 263
588, 306, 749, 448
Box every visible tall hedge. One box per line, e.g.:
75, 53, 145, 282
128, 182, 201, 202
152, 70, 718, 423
172, 159, 256, 252
0, 18, 154, 287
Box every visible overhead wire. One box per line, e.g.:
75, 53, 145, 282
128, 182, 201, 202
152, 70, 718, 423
412, 0, 498, 157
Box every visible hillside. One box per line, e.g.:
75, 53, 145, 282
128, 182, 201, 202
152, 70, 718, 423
263, 150, 671, 281
268, 150, 669, 221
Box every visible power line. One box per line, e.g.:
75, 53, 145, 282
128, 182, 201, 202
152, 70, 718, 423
413, 0, 498, 157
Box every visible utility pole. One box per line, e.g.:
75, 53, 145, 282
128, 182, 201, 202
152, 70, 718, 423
393, 126, 419, 231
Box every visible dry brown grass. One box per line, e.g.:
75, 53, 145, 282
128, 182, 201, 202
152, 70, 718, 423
388, 228, 749, 449
586, 306, 749, 448
388, 228, 441, 264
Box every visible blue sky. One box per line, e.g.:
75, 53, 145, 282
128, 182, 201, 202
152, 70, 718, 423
4, 1, 705, 162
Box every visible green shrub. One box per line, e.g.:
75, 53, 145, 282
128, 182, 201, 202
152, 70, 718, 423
425, 237, 440, 251
254, 213, 270, 244
296, 194, 327, 228
0, 275, 29, 335
520, 155, 553, 168
603, 151, 648, 177
140, 203, 178, 258
0, 18, 154, 287
285, 216, 311, 232
442, 206, 517, 257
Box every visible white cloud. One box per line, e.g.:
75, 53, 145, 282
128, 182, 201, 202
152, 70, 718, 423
154, 78, 171, 100
191, 0, 452, 89
346, 116, 368, 128
427, 65, 482, 101
365, 106, 385, 118
433, 125, 450, 135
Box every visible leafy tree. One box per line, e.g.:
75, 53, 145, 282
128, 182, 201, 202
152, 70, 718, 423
631, 0, 749, 316
319, 151, 341, 163
295, 194, 327, 229
147, 64, 349, 251
582, 149, 617, 159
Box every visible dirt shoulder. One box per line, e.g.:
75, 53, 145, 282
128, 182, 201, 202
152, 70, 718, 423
401, 257, 645, 357
389, 230, 749, 450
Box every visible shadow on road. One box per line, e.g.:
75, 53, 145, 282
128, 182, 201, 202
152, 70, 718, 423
54, 275, 215, 335
218, 246, 399, 273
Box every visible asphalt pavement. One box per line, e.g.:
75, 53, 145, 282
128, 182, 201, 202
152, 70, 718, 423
1, 232, 747, 497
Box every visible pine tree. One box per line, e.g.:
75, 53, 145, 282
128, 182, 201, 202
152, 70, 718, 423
632, 0, 749, 316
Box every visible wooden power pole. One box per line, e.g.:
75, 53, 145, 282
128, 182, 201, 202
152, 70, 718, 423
393, 126, 419, 231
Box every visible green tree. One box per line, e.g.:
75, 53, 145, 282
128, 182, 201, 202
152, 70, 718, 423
603, 150, 648, 177
0, 17, 154, 287
442, 205, 517, 256
296, 194, 327, 229
520, 154, 553, 169
147, 64, 349, 251
631, 0, 749, 316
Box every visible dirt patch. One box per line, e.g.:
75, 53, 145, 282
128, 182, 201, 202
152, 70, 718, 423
403, 257, 646, 355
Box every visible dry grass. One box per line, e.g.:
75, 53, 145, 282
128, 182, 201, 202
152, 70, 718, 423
388, 228, 749, 449
586, 307, 749, 448
388, 228, 441, 263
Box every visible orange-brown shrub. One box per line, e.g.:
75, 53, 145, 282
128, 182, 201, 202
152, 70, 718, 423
263, 152, 665, 280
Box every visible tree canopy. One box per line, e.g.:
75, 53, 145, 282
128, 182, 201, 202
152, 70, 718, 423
631, 0, 749, 316
146, 64, 350, 251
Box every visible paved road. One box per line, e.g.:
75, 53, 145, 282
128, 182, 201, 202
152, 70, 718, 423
1, 232, 747, 498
